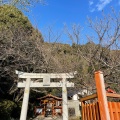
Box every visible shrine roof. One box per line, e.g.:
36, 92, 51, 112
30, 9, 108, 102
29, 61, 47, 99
37, 94, 62, 100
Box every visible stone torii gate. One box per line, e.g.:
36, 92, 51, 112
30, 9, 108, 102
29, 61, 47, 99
16, 70, 76, 120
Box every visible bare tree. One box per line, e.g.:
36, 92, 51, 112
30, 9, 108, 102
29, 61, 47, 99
64, 24, 81, 45
87, 10, 120, 78
0, 0, 46, 11
0, 24, 47, 99
64, 10, 120, 92
0, 0, 45, 6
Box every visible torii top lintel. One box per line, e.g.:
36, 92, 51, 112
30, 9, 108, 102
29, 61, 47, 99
15, 70, 77, 79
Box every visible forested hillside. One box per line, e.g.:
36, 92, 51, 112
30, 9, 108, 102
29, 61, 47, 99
0, 5, 44, 119
42, 42, 120, 91
0, 5, 120, 120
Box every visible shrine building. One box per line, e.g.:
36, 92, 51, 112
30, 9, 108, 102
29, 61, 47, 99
34, 94, 62, 117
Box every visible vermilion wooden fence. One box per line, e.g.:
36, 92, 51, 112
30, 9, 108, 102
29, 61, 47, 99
80, 71, 120, 120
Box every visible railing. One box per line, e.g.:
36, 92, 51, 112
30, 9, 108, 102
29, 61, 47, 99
80, 71, 120, 120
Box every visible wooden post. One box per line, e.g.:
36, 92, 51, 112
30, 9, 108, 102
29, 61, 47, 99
95, 71, 110, 120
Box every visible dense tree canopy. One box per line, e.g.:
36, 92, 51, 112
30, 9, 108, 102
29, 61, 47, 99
0, 5, 44, 119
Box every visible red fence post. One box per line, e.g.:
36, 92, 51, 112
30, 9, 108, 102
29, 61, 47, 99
95, 71, 110, 120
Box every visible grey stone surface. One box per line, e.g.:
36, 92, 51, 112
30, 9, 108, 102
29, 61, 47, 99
32, 116, 62, 120
68, 100, 81, 117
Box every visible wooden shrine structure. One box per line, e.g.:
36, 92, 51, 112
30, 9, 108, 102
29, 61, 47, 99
80, 71, 120, 120
35, 94, 62, 117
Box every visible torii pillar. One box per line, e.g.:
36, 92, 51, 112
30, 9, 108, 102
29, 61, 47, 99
16, 71, 76, 120
62, 78, 68, 120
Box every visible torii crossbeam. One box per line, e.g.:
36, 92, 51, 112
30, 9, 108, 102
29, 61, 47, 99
16, 70, 76, 120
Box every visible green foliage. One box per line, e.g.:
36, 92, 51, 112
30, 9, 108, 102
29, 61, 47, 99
0, 5, 32, 30
0, 100, 17, 120
0, 5, 43, 42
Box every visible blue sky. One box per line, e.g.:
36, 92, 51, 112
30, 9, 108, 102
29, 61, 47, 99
25, 0, 120, 44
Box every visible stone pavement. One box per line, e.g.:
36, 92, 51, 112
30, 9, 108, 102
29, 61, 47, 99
33, 116, 62, 120
43, 117, 62, 120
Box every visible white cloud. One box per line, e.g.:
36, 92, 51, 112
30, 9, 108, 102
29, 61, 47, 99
90, 8, 95, 12
89, 1, 95, 12
89, 1, 94, 6
96, 0, 112, 11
